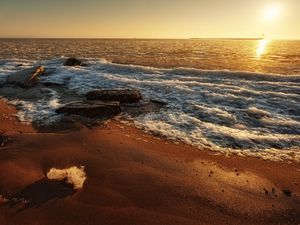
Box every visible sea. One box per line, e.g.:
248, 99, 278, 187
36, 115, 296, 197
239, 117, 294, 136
0, 39, 299, 162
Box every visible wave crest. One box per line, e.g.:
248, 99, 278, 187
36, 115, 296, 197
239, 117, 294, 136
1, 58, 300, 162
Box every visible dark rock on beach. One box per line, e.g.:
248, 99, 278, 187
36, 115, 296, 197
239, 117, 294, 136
121, 100, 166, 116
6, 66, 45, 88
0, 134, 8, 147
0, 84, 55, 101
282, 189, 292, 197
85, 89, 142, 103
150, 99, 167, 106
43, 82, 64, 87
63, 58, 86, 67
56, 101, 121, 118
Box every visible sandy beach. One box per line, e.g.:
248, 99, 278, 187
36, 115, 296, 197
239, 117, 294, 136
0, 98, 299, 225
1, 0, 300, 223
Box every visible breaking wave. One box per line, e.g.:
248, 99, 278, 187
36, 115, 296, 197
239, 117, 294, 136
0, 58, 300, 162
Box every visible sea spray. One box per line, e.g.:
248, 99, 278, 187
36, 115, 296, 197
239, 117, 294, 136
1, 58, 300, 161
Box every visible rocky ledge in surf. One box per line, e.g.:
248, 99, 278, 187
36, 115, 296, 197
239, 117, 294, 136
63, 58, 87, 67
0, 60, 167, 127
56, 101, 121, 118
6, 66, 45, 88
121, 99, 167, 116
56, 89, 167, 119
85, 89, 142, 103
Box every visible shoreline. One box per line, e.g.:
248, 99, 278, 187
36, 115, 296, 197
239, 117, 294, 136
0, 99, 300, 225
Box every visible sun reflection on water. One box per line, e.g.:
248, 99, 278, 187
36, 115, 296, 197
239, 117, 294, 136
256, 40, 269, 58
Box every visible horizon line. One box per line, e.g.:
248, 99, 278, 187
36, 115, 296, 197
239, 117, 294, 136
0, 37, 299, 41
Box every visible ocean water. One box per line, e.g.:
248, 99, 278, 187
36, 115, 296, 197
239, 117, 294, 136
0, 39, 300, 162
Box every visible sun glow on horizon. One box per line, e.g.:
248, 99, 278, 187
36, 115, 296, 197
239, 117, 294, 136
0, 1, 299, 39
264, 4, 281, 22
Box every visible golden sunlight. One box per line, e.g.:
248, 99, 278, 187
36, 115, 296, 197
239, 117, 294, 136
256, 39, 269, 58
264, 4, 281, 22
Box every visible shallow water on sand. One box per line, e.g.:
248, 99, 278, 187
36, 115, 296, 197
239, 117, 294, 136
0, 39, 300, 161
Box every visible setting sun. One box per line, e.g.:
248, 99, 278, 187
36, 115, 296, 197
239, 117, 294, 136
264, 4, 281, 21
0, 1, 300, 225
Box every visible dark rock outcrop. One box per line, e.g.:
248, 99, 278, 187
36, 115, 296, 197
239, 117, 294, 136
6, 66, 45, 88
282, 189, 292, 197
43, 82, 64, 87
150, 99, 167, 106
85, 89, 142, 103
121, 100, 166, 116
63, 58, 86, 67
56, 101, 121, 118
0, 134, 8, 147
0, 84, 54, 101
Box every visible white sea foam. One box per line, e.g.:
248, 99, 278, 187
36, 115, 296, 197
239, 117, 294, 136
9, 88, 62, 124
47, 166, 86, 189
1, 58, 300, 162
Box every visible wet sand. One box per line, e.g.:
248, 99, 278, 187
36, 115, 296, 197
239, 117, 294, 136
0, 99, 299, 225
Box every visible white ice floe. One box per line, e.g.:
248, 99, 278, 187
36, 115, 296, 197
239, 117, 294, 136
47, 166, 86, 189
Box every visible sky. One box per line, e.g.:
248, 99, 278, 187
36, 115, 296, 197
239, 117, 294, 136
0, 0, 299, 39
